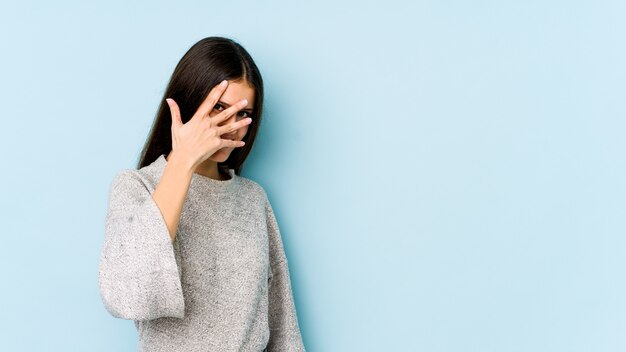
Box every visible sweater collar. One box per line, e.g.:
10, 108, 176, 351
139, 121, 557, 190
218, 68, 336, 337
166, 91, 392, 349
151, 154, 239, 194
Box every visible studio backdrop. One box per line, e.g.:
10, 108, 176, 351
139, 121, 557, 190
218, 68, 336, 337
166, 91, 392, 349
0, 1, 624, 351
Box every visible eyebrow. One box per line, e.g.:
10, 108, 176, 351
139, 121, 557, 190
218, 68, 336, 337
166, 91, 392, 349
217, 100, 254, 112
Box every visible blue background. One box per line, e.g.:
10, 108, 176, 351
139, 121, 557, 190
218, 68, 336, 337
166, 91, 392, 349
1, 0, 624, 351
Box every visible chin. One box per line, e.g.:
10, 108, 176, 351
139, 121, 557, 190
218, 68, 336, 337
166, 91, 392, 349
208, 148, 232, 163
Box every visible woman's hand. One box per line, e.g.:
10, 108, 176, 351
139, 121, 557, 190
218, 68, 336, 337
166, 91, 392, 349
165, 80, 252, 169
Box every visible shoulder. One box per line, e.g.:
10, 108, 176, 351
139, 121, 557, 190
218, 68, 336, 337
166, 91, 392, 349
108, 167, 157, 195
110, 156, 164, 189
234, 175, 270, 205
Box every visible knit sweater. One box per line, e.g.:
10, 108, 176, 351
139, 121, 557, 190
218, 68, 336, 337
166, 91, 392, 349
97, 154, 305, 351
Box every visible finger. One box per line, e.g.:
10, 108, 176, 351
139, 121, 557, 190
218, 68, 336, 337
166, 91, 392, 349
166, 98, 183, 129
211, 99, 249, 125
166, 98, 179, 150
220, 138, 246, 148
216, 117, 252, 136
196, 80, 229, 119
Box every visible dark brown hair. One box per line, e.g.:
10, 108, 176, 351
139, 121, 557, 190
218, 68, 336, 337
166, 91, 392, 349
137, 36, 264, 177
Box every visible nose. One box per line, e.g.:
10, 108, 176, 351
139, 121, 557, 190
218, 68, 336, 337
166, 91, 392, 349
218, 114, 239, 137
218, 112, 237, 129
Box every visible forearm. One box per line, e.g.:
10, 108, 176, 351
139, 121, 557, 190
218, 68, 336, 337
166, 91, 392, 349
151, 152, 194, 242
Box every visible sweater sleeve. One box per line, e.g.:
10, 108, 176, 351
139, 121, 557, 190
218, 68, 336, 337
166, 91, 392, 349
97, 170, 185, 321
264, 196, 305, 352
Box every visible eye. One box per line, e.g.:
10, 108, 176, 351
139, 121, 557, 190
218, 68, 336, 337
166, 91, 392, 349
213, 103, 225, 112
237, 111, 251, 119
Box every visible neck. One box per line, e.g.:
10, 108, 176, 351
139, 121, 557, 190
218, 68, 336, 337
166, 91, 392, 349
166, 152, 229, 181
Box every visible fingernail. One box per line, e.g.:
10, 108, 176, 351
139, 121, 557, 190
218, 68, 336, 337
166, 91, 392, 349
165, 98, 172, 104
241, 99, 248, 105
220, 80, 228, 87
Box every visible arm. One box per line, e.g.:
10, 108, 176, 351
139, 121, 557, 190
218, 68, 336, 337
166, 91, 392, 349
151, 151, 195, 242
264, 196, 306, 351
97, 167, 187, 321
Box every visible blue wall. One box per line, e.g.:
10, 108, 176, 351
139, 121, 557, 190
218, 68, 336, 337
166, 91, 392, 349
1, 1, 624, 351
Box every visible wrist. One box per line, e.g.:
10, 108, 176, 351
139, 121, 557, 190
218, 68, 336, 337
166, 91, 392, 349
166, 150, 196, 176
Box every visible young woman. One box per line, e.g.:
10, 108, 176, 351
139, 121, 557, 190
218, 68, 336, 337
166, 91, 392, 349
97, 36, 305, 352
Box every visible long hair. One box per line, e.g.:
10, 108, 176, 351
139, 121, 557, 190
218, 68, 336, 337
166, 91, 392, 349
137, 36, 264, 177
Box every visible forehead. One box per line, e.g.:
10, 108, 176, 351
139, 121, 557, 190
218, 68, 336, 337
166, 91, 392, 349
220, 80, 255, 108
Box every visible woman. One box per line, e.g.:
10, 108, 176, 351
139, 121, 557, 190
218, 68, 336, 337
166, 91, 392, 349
97, 36, 305, 352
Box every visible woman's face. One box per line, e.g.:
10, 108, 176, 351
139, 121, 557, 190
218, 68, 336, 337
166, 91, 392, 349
207, 79, 255, 162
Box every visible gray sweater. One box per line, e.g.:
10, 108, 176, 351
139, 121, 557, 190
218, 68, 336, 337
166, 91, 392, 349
98, 154, 305, 351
